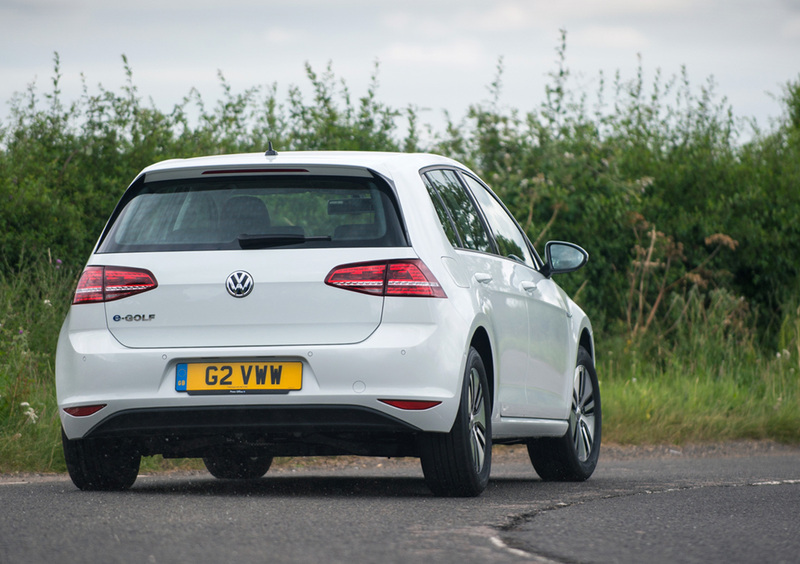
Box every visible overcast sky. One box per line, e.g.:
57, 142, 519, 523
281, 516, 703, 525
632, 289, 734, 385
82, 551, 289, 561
1, 0, 798, 137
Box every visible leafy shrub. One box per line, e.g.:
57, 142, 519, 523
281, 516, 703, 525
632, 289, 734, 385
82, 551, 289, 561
2, 37, 800, 471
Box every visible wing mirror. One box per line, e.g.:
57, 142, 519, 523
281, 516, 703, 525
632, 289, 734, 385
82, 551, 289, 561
541, 241, 588, 278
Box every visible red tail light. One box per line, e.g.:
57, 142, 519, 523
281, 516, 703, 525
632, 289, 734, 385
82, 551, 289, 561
325, 260, 446, 298
73, 266, 158, 304
325, 263, 386, 296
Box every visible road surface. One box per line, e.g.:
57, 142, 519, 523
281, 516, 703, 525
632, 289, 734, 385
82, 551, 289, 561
1, 442, 798, 563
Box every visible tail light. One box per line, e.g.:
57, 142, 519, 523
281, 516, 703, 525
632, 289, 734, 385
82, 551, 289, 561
73, 266, 158, 304
325, 260, 446, 298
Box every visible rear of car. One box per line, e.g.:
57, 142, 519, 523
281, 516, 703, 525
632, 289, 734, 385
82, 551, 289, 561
57, 153, 471, 484
57, 150, 600, 496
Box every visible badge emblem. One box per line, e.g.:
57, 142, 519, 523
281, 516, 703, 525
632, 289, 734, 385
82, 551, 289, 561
226, 271, 254, 298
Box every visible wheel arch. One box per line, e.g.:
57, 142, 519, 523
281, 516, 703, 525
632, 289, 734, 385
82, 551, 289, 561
579, 326, 595, 364
469, 326, 494, 412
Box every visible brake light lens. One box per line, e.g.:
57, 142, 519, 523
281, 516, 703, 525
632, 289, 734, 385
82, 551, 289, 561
73, 266, 158, 304
201, 168, 310, 175
325, 263, 386, 295
325, 260, 446, 298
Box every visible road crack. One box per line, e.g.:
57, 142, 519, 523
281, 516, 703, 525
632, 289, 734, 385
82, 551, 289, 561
491, 478, 800, 561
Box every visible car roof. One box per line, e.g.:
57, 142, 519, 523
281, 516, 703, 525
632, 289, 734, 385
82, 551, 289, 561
139, 151, 468, 180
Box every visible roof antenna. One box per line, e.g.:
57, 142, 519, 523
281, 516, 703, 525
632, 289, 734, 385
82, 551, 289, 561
265, 141, 278, 156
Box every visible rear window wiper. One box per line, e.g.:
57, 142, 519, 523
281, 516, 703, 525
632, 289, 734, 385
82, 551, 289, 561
237, 233, 331, 249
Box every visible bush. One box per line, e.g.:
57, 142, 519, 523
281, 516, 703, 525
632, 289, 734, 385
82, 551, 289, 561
2, 39, 799, 472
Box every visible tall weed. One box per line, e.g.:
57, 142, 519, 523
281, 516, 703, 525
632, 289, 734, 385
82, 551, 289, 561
601, 286, 798, 444
0, 252, 75, 471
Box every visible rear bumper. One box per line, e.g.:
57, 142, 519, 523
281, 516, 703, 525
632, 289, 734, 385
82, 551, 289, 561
56, 298, 470, 441
79, 404, 423, 458
85, 404, 418, 437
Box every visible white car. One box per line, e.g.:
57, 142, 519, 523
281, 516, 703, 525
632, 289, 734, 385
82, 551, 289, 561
56, 150, 600, 496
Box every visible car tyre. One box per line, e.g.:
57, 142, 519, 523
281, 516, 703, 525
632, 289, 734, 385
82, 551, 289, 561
61, 427, 141, 491
203, 453, 273, 480
527, 346, 601, 481
419, 347, 492, 497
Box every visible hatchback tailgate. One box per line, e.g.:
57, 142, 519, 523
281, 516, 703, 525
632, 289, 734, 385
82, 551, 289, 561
102, 249, 404, 348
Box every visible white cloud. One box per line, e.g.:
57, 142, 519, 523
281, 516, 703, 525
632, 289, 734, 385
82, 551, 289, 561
382, 40, 490, 68
452, 0, 693, 31
380, 11, 413, 31
781, 16, 800, 38
571, 25, 651, 50
263, 28, 302, 45
552, 0, 692, 18
458, 2, 537, 32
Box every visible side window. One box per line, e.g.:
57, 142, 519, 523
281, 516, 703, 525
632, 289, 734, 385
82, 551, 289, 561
424, 170, 493, 253
423, 175, 461, 247
462, 174, 535, 268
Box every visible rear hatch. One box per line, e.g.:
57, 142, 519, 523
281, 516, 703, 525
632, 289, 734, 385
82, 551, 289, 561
100, 249, 412, 348
94, 165, 410, 348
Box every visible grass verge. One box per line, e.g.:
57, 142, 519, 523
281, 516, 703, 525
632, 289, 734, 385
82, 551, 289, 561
601, 353, 799, 445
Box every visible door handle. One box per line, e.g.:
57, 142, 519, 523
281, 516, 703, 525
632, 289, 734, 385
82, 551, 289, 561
474, 272, 493, 284
520, 280, 538, 292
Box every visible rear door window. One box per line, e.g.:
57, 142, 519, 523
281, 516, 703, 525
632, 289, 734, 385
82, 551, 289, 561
461, 174, 535, 267
98, 174, 407, 252
422, 169, 493, 253
422, 174, 461, 247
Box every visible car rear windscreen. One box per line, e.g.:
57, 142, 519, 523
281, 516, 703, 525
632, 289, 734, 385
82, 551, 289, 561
97, 174, 408, 253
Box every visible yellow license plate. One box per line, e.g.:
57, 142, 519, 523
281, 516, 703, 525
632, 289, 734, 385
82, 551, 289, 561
176, 362, 302, 394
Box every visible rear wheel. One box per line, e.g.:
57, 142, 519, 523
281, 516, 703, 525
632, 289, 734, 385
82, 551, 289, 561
420, 347, 491, 497
203, 453, 273, 480
527, 346, 601, 481
62, 428, 141, 491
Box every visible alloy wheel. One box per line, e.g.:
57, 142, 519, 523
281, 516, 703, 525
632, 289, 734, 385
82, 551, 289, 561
468, 366, 488, 472
571, 364, 596, 462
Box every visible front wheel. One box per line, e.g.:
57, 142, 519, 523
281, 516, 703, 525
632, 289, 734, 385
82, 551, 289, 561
62, 428, 141, 491
419, 347, 492, 497
527, 346, 601, 481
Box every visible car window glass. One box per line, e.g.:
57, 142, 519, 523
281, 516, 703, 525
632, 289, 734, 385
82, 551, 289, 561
424, 170, 492, 253
462, 175, 534, 267
422, 174, 461, 247
98, 175, 407, 252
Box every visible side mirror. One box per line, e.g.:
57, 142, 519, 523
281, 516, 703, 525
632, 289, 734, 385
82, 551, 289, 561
541, 241, 588, 278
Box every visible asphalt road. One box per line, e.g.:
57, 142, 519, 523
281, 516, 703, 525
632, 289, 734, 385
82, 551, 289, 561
1, 442, 798, 564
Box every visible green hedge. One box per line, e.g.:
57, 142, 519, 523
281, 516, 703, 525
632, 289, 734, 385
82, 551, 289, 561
1, 42, 799, 470
5, 46, 798, 342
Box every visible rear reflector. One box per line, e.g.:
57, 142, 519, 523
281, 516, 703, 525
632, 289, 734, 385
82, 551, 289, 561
325, 260, 446, 298
63, 404, 107, 417
73, 266, 158, 304
379, 400, 442, 410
